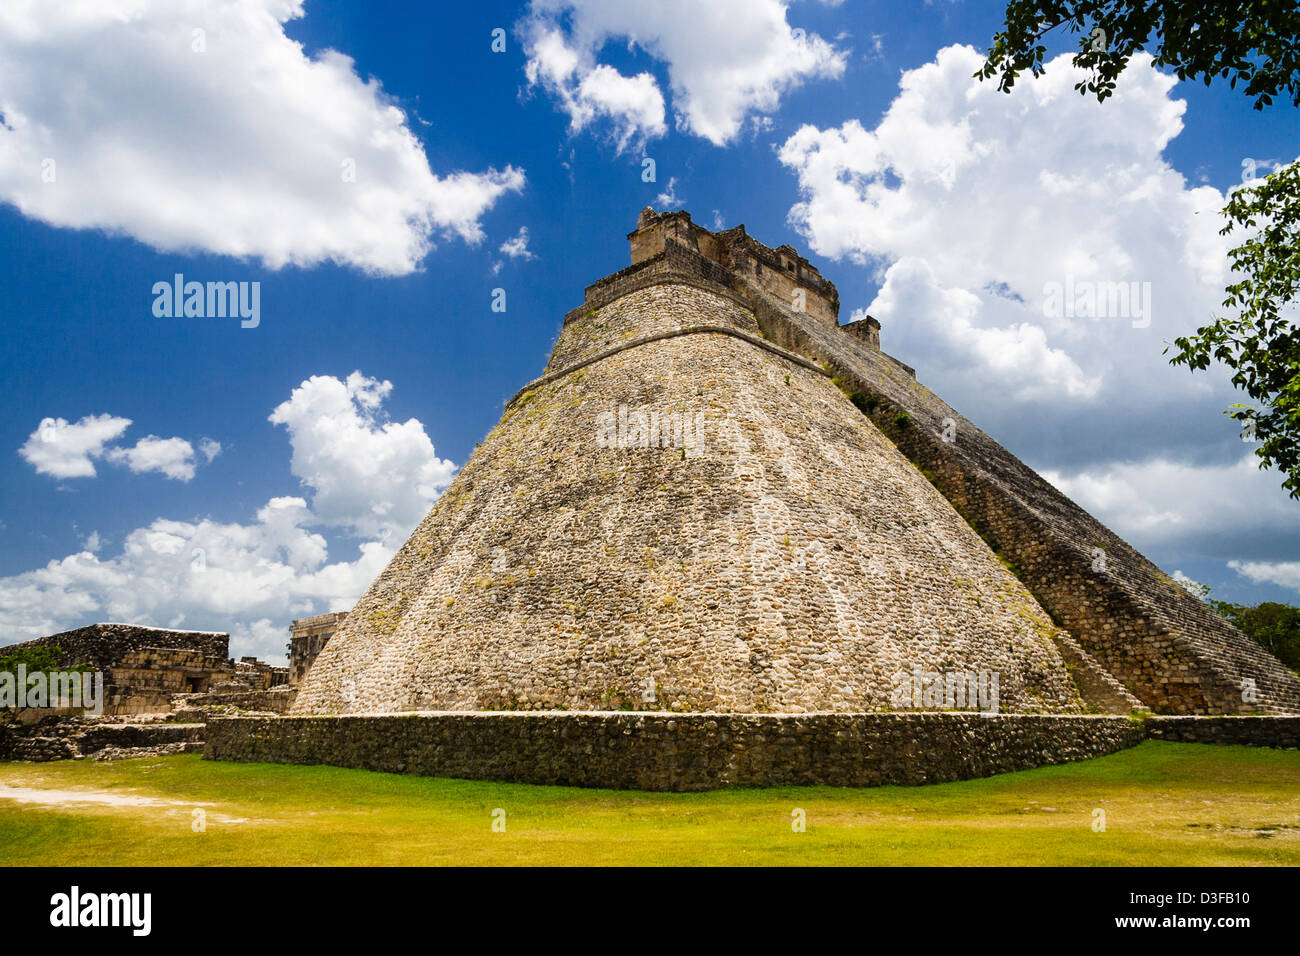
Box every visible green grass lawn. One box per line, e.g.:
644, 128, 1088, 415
0, 741, 1297, 865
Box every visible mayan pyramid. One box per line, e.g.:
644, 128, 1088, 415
292, 209, 1300, 718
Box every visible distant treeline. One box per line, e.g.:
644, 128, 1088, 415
1213, 602, 1300, 675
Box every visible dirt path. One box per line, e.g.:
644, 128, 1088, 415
0, 783, 251, 823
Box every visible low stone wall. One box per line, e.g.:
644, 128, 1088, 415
1145, 716, 1300, 748
205, 713, 1144, 792
182, 687, 297, 714
0, 716, 205, 761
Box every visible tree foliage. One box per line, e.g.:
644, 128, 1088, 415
977, 1, 1300, 107
1170, 162, 1300, 496
1212, 600, 1300, 673
0, 645, 88, 677
0, 645, 63, 676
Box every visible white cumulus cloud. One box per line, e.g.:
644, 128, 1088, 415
268, 371, 457, 540
0, 0, 524, 275
0, 503, 389, 661
0, 372, 457, 660
1040, 454, 1299, 556
498, 226, 535, 260
19, 414, 131, 479
521, 0, 845, 148
654, 176, 684, 208
105, 436, 204, 481
1228, 561, 1300, 593
19, 415, 216, 482
855, 259, 1099, 402
523, 22, 666, 152
777, 44, 1300, 572
777, 45, 1258, 466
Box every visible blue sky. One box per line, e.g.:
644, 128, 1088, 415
1, 0, 1296, 660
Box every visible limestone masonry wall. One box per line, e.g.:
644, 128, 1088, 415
0, 716, 204, 762
180, 687, 297, 714
1145, 716, 1300, 748
207, 713, 1145, 791
293, 277, 1087, 716
1, 624, 237, 715
0, 623, 290, 715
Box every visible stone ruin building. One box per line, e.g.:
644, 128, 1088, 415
0, 613, 358, 762
0, 623, 289, 761
0, 623, 289, 715
288, 612, 349, 686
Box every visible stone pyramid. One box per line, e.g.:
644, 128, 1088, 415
292, 209, 1300, 718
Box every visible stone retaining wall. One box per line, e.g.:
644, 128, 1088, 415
181, 687, 297, 714
0, 716, 205, 761
1145, 716, 1300, 748
205, 713, 1144, 791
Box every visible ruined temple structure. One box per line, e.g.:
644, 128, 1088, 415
288, 612, 349, 685
0, 623, 289, 716
293, 209, 1300, 720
